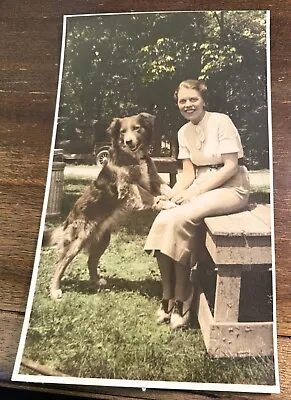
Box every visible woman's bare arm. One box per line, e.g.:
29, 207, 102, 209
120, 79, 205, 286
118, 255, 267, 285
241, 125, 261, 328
169, 159, 196, 199
172, 153, 239, 204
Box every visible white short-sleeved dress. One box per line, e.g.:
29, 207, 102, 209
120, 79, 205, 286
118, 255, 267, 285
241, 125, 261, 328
144, 111, 250, 266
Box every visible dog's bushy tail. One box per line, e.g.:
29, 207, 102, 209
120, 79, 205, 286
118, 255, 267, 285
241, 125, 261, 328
42, 226, 64, 247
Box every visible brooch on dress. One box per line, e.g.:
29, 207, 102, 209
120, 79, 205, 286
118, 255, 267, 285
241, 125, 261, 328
195, 125, 205, 150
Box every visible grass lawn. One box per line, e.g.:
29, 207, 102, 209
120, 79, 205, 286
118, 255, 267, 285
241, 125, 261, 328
21, 175, 275, 385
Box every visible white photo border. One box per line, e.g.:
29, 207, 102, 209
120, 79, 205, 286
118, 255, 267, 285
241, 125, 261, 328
12, 9, 280, 394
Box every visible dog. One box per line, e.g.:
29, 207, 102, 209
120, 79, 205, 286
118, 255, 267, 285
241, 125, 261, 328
44, 112, 176, 299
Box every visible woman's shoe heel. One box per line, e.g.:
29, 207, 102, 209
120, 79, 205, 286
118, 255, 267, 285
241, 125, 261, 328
170, 288, 194, 330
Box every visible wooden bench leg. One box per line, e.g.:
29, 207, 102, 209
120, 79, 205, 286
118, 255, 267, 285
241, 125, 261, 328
169, 172, 176, 187
214, 265, 242, 323
197, 267, 274, 357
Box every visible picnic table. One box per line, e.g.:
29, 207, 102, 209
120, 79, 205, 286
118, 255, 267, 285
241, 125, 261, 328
196, 204, 274, 357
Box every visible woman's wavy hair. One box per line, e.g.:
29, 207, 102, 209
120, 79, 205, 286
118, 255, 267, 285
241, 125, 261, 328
174, 79, 208, 108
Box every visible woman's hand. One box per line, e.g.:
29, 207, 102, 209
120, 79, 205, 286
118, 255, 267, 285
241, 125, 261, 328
171, 187, 200, 204
154, 195, 178, 210
159, 184, 173, 198
171, 190, 189, 204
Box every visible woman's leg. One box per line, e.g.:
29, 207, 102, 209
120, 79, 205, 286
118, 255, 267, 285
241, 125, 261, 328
156, 251, 175, 300
170, 187, 249, 329
170, 261, 193, 330
155, 252, 175, 324
182, 185, 249, 222
147, 185, 248, 328
174, 261, 192, 301
174, 223, 200, 302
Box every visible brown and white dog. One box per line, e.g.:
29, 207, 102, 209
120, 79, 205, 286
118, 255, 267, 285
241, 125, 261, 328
44, 113, 175, 299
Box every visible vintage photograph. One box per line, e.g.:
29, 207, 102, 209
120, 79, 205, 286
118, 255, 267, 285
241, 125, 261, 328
12, 10, 279, 393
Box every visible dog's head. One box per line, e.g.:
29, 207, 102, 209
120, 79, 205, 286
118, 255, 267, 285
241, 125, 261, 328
107, 113, 155, 157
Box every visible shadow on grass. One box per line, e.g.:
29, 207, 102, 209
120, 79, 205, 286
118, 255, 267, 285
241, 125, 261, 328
60, 276, 200, 330
61, 275, 162, 300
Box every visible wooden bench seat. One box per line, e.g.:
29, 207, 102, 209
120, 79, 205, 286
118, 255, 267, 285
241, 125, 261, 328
196, 204, 274, 358
152, 156, 178, 187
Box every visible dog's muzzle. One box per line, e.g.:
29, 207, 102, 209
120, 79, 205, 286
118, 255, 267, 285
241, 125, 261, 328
124, 138, 141, 152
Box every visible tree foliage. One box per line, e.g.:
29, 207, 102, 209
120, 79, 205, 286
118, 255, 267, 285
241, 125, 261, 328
57, 11, 269, 169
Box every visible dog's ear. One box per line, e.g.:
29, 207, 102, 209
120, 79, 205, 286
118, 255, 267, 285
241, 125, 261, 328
138, 113, 156, 147
138, 112, 156, 128
106, 118, 121, 136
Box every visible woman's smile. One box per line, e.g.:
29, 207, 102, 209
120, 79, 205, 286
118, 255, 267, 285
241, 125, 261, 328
184, 108, 196, 115
177, 87, 205, 124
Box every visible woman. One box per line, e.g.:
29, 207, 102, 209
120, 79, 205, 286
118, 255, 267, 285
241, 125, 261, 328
144, 79, 250, 330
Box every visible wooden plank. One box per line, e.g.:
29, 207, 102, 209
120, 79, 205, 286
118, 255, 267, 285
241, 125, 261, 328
225, 211, 270, 236
205, 232, 272, 265
276, 300, 291, 337
0, 380, 262, 400
152, 157, 178, 173
0, 265, 31, 313
278, 336, 291, 400
0, 310, 24, 380
152, 157, 178, 186
204, 214, 239, 236
249, 204, 271, 227
0, 181, 43, 267
196, 281, 214, 351
0, 384, 151, 400
0, 120, 52, 148
214, 266, 242, 323
204, 209, 271, 237
208, 321, 274, 358
197, 280, 274, 358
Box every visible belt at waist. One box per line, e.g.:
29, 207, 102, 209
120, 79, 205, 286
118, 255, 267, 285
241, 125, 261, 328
197, 158, 244, 170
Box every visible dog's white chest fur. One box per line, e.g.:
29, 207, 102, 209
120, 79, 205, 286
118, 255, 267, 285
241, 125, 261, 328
139, 160, 151, 191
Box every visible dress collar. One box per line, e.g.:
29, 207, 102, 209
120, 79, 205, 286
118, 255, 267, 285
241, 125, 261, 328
191, 110, 208, 126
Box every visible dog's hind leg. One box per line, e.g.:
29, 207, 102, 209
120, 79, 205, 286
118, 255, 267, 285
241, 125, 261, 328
50, 237, 85, 300
88, 231, 111, 290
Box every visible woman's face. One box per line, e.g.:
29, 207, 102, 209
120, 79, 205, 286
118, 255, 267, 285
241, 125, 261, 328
177, 87, 205, 124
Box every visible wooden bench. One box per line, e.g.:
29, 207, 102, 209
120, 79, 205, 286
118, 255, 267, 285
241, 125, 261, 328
152, 156, 178, 187
195, 204, 274, 358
